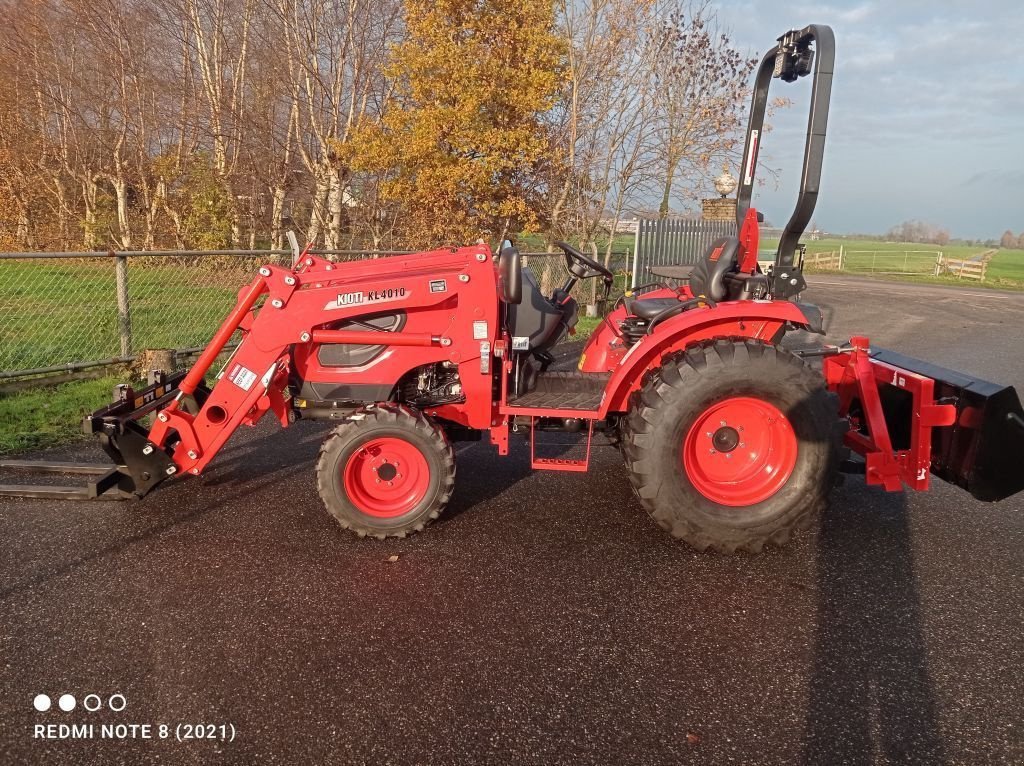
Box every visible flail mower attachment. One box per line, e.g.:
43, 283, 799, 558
821, 337, 1024, 502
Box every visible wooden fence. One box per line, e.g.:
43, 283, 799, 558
804, 251, 843, 270
937, 250, 996, 281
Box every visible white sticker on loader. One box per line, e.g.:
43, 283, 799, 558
228, 364, 257, 391
512, 336, 530, 351
473, 320, 489, 340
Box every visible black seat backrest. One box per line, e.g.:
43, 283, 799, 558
509, 268, 567, 353
689, 236, 740, 301
498, 246, 522, 304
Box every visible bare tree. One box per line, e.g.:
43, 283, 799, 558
649, 3, 754, 218
180, 0, 257, 245
266, 0, 400, 248
550, 0, 659, 251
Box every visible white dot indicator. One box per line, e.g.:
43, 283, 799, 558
33, 694, 51, 712
58, 694, 76, 711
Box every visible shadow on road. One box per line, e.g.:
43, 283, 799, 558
803, 489, 946, 765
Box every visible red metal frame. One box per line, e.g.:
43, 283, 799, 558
583, 299, 811, 416
149, 245, 500, 476
736, 207, 762, 273
529, 418, 594, 472
823, 337, 957, 492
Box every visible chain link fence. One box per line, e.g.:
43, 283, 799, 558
0, 248, 631, 380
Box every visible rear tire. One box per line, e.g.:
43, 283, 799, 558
316, 404, 455, 538
621, 339, 841, 553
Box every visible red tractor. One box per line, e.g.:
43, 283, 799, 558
7, 25, 1023, 552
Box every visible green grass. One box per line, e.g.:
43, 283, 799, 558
0, 258, 253, 373
987, 249, 1024, 286
0, 373, 135, 454
779, 238, 986, 260
575, 316, 603, 338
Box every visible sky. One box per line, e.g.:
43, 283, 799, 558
710, 0, 1024, 239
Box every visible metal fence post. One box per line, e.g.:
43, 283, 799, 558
631, 220, 641, 288
114, 253, 132, 358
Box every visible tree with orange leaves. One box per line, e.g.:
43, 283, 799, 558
349, 0, 564, 248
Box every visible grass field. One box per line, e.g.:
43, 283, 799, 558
986, 249, 1024, 285
0, 373, 131, 454
786, 238, 987, 260
0, 257, 263, 373
758, 238, 1024, 290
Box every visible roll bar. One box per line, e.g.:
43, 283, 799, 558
736, 24, 835, 299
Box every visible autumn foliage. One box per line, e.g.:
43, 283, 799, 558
350, 0, 563, 247
0, 0, 758, 252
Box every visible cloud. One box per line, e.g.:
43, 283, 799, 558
714, 0, 1024, 236
963, 169, 1024, 187
836, 3, 876, 23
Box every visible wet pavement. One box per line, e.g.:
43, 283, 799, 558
1, 276, 1022, 764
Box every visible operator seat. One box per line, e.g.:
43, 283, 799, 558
689, 236, 740, 301
497, 245, 572, 355
627, 236, 741, 319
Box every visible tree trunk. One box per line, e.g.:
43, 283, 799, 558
54, 181, 70, 250
155, 178, 185, 248
83, 178, 99, 249
113, 176, 132, 249
326, 166, 342, 249
230, 212, 241, 248
307, 165, 329, 245
270, 184, 287, 251
658, 162, 676, 220
144, 181, 162, 251
15, 198, 31, 248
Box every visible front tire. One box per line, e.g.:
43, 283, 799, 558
316, 404, 455, 538
621, 339, 841, 553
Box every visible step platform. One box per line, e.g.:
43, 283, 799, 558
507, 372, 610, 412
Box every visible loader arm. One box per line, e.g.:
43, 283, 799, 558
85, 245, 499, 495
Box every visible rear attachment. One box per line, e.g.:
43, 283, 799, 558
821, 336, 1024, 501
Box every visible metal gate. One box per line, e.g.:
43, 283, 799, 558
631, 217, 736, 287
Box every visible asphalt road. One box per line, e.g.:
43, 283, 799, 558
2, 276, 1023, 765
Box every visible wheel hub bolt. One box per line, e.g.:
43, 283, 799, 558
711, 426, 741, 453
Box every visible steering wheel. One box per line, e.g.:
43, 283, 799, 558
554, 241, 615, 282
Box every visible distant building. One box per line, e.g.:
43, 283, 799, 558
598, 218, 639, 234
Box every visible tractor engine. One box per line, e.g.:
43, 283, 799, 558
399, 362, 464, 409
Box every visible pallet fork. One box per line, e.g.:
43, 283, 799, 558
0, 370, 196, 500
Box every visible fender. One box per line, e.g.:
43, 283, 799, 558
597, 300, 819, 417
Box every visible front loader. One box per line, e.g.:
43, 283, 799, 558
3, 24, 1022, 552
